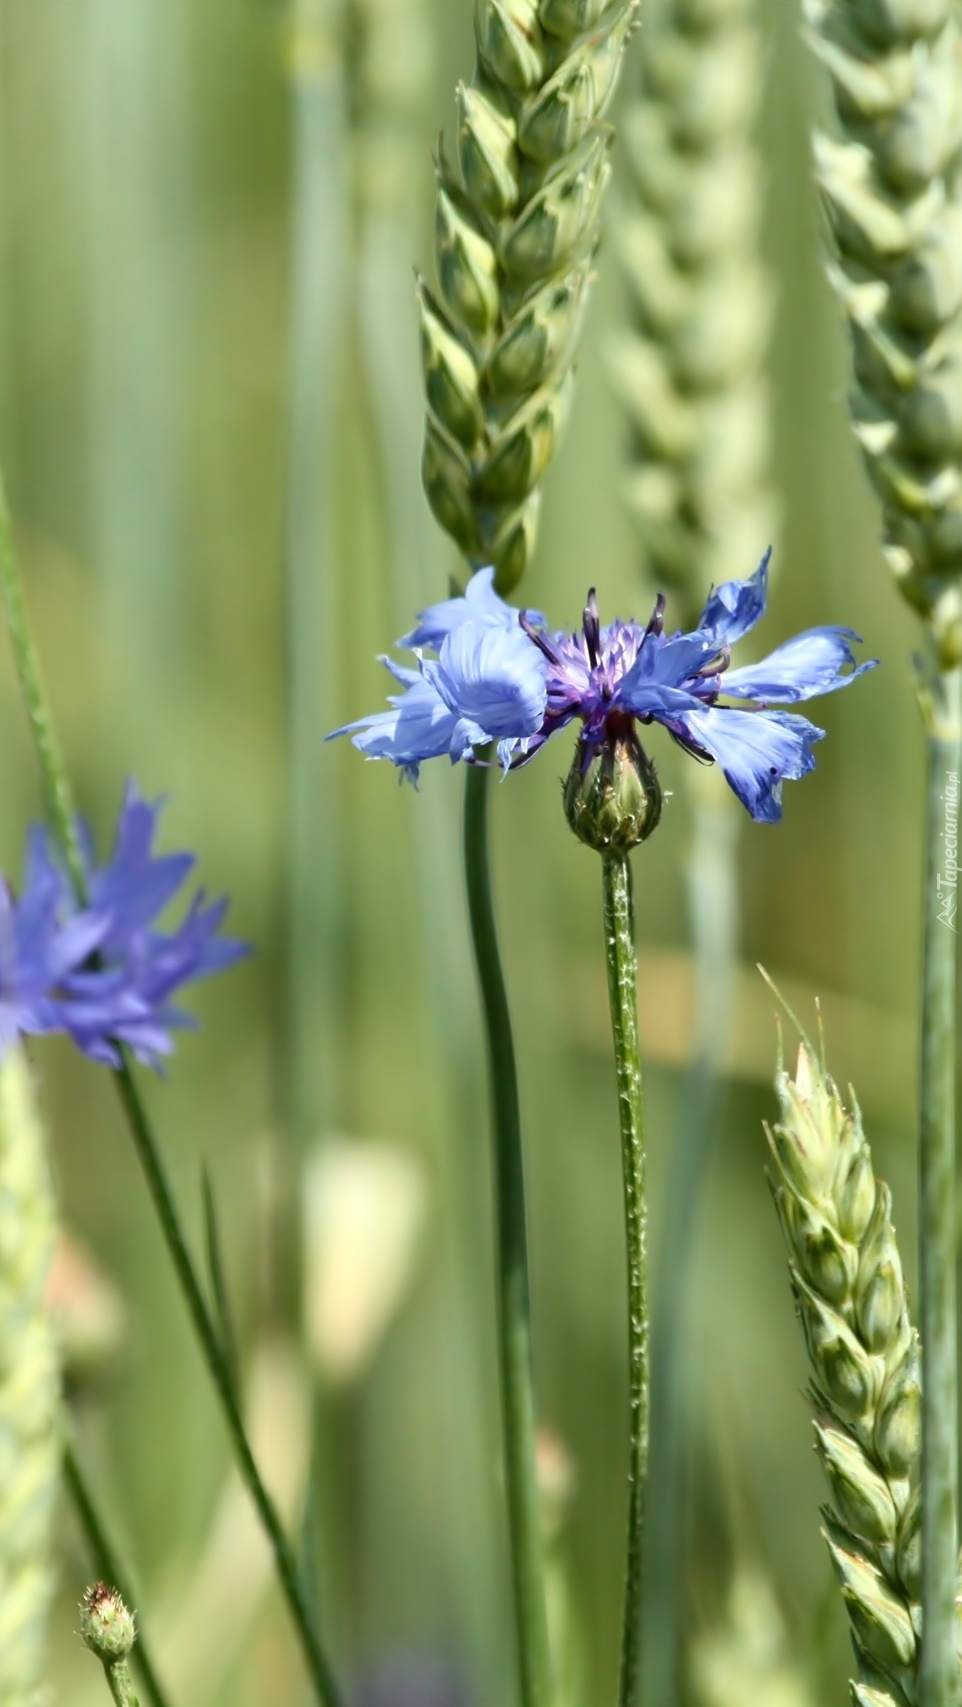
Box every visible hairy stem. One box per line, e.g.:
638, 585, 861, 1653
920, 665, 962, 1707
463, 762, 552, 1707
601, 852, 649, 1707
0, 463, 342, 1707
99, 1659, 141, 1707
65, 1441, 170, 1707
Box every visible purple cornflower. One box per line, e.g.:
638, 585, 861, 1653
329, 552, 877, 824
0, 782, 248, 1068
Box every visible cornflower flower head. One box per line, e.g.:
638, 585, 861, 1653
0, 830, 105, 1057
0, 783, 248, 1069
329, 552, 877, 831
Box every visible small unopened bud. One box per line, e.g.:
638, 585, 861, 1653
80, 1583, 136, 1661
564, 733, 662, 854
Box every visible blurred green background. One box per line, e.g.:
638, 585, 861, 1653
0, 2, 932, 1704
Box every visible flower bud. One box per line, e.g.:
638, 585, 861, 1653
501, 132, 609, 284
485, 264, 590, 398
539, 0, 609, 35
517, 15, 631, 164
435, 179, 500, 337
824, 1518, 917, 1673
835, 1142, 876, 1243
457, 84, 520, 220
815, 1420, 898, 1543
417, 284, 483, 448
422, 417, 479, 556
564, 734, 663, 855
794, 1277, 876, 1421
874, 1344, 922, 1477
787, 1196, 858, 1305
896, 1483, 921, 1600
477, 491, 541, 591
856, 1183, 906, 1353
79, 1583, 136, 1662
478, 373, 574, 502
475, 0, 545, 93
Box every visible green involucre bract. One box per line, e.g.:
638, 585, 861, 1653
611, 0, 775, 629
765, 1039, 950, 1707
806, 0, 962, 662
0, 1049, 59, 1707
419, 0, 638, 591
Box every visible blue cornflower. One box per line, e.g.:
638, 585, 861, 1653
58, 782, 249, 1067
0, 783, 248, 1068
329, 553, 877, 823
0, 830, 108, 1056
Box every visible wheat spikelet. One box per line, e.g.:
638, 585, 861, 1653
419, 0, 638, 591
805, 0, 962, 661
610, 0, 776, 630
0, 1048, 60, 1705
766, 1035, 937, 1707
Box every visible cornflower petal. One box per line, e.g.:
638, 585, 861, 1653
721, 627, 878, 703
399, 566, 543, 650
327, 670, 461, 781
697, 548, 770, 644
670, 705, 825, 823
426, 622, 548, 742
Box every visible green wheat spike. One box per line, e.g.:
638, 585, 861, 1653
419, 0, 639, 591
764, 1032, 962, 1707
0, 1048, 60, 1707
805, 0, 962, 662
610, 0, 776, 630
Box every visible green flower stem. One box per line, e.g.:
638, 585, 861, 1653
64, 1441, 169, 1707
600, 851, 648, 1707
98, 1658, 141, 1707
920, 664, 962, 1707
0, 466, 343, 1707
463, 762, 552, 1707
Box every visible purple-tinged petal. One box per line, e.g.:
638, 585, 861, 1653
327, 673, 460, 779
697, 548, 771, 645
427, 621, 548, 741
721, 628, 878, 704
671, 704, 825, 822
399, 567, 543, 651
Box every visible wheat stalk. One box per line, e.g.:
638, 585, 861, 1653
610, 0, 775, 629
765, 1033, 938, 1707
806, 0, 962, 661
0, 1047, 59, 1707
419, 0, 638, 590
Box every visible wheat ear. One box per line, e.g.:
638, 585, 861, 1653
806, 0, 962, 660
0, 1047, 60, 1706
611, 0, 776, 629
765, 1035, 940, 1707
419, 0, 638, 590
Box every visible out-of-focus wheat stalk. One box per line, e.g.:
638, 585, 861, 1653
804, 5, 962, 1691
420, 0, 639, 590
609, 3, 775, 1697
611, 0, 776, 630
806, 0, 962, 658
0, 1047, 59, 1707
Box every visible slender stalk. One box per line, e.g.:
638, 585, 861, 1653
463, 762, 552, 1707
0, 466, 343, 1707
99, 1657, 141, 1707
65, 1440, 170, 1707
645, 780, 739, 1706
919, 664, 962, 1707
600, 852, 648, 1707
